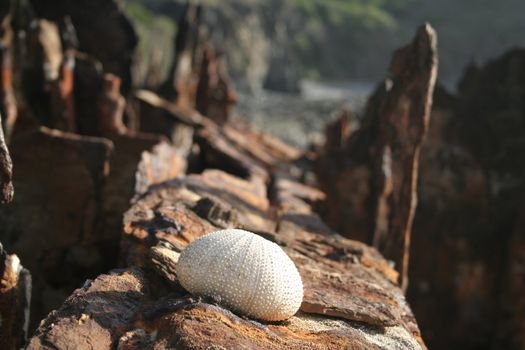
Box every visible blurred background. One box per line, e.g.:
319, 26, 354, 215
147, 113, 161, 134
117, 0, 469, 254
125, 0, 525, 146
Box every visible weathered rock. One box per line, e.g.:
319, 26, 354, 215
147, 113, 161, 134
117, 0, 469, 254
322, 109, 353, 154
316, 24, 438, 289
134, 141, 187, 197
195, 123, 268, 181
149, 246, 180, 286
159, 1, 201, 105
73, 53, 105, 135
20, 96, 428, 349
0, 242, 31, 350
30, 0, 138, 94
371, 24, 438, 289
26, 268, 149, 350
121, 171, 274, 267
100, 132, 169, 244
0, 113, 13, 203
0, 43, 17, 140
408, 141, 488, 349
28, 261, 423, 350
21, 20, 94, 135
0, 2, 429, 346
195, 43, 237, 124
406, 49, 525, 349
97, 74, 127, 136
452, 49, 525, 180
0, 127, 113, 329
271, 172, 325, 215
51, 52, 76, 132
22, 19, 63, 129
496, 205, 525, 349
316, 78, 390, 244
220, 120, 301, 168
133, 303, 421, 350
132, 89, 204, 137
51, 163, 426, 349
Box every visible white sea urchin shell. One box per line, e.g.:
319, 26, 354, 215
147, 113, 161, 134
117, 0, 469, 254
176, 228, 304, 321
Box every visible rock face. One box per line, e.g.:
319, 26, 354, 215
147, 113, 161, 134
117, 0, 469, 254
159, 1, 201, 104
0, 2, 14, 204
316, 37, 525, 350
408, 49, 525, 350
0, 243, 31, 350
316, 24, 438, 289
195, 43, 237, 125
30, 0, 138, 95
369, 24, 437, 290
0, 128, 113, 328
0, 113, 13, 203
0, 1, 427, 347
27, 105, 426, 348
0, 1, 188, 332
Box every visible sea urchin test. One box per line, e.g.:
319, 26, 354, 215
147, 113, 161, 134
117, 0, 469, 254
176, 229, 304, 321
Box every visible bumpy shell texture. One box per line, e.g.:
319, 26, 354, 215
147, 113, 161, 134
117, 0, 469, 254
176, 229, 304, 321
